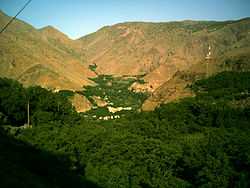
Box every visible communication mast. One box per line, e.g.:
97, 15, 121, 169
205, 44, 212, 78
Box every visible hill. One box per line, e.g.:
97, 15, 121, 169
78, 18, 250, 92
1, 10, 250, 110
0, 11, 95, 90
1, 71, 249, 187
0, 129, 99, 188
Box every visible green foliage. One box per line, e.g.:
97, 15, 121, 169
0, 128, 99, 188
32, 111, 54, 125
82, 74, 148, 117
224, 57, 250, 71
1, 71, 250, 187
0, 78, 77, 127
85, 107, 111, 117
192, 71, 250, 102
137, 78, 146, 84
58, 90, 75, 98
89, 63, 97, 72
0, 78, 26, 126
192, 71, 250, 93
0, 112, 8, 125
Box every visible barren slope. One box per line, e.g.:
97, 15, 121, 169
0, 11, 95, 90
1, 10, 250, 111
79, 19, 250, 91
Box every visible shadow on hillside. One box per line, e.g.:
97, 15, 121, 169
0, 128, 101, 188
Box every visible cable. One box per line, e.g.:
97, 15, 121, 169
0, 0, 32, 34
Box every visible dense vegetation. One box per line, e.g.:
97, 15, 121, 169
0, 71, 250, 188
0, 78, 77, 127
81, 74, 148, 117
0, 129, 99, 188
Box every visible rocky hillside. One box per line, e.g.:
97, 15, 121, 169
77, 18, 250, 110
0, 11, 95, 90
78, 18, 250, 92
1, 10, 250, 111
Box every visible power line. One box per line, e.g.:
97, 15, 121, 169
0, 0, 32, 34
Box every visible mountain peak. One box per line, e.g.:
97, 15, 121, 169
0, 10, 11, 22
0, 10, 7, 16
40, 25, 59, 32
39, 25, 70, 39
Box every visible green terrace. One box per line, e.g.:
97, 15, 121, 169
81, 74, 148, 118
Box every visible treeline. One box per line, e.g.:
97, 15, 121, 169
0, 129, 99, 188
0, 71, 250, 187
82, 75, 148, 111
0, 78, 78, 127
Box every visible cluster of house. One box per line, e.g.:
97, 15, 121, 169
88, 115, 121, 120
88, 106, 133, 121
205, 45, 212, 60
107, 106, 132, 113
98, 115, 121, 120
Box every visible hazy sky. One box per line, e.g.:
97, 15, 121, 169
0, 0, 250, 39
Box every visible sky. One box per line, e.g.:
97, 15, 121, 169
0, 0, 250, 39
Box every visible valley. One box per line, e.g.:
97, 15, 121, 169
0, 6, 250, 188
59, 67, 148, 119
1, 71, 250, 188
1, 10, 250, 113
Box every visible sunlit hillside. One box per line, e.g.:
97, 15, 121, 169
0, 1, 250, 187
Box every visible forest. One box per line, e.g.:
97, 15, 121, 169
0, 71, 250, 188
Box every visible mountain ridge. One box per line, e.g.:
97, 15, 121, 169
0, 10, 250, 111
0, 10, 95, 90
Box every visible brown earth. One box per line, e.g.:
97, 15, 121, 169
1, 10, 250, 110
0, 11, 95, 90
70, 94, 92, 112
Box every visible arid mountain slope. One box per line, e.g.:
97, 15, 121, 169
1, 10, 250, 111
0, 11, 95, 90
142, 48, 250, 111
79, 19, 250, 91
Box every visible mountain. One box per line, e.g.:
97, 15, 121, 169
0, 11, 95, 90
1, 10, 250, 111
78, 18, 250, 92
77, 18, 250, 110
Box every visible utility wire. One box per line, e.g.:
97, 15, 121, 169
0, 0, 32, 34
